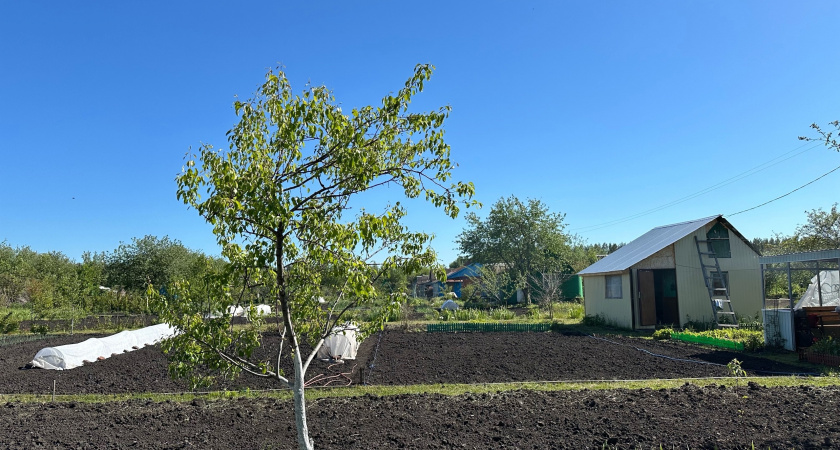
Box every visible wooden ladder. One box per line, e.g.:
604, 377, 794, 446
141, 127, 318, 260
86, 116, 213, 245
694, 236, 739, 328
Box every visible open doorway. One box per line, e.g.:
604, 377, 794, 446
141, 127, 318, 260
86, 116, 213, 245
638, 269, 679, 326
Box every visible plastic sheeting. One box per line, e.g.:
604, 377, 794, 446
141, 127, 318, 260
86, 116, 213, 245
794, 270, 840, 309
441, 299, 459, 311
317, 324, 359, 360
29, 323, 177, 370
226, 304, 271, 318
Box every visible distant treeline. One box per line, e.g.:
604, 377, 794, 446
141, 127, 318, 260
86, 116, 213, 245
0, 235, 223, 316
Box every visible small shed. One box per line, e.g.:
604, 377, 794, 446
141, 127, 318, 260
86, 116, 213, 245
578, 215, 762, 329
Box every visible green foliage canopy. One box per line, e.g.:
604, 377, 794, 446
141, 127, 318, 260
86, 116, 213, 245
456, 196, 572, 302
158, 64, 475, 450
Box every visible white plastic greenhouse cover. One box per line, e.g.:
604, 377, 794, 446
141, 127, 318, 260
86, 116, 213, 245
29, 323, 177, 370
441, 299, 459, 310
317, 324, 359, 360
794, 270, 840, 309
226, 304, 271, 318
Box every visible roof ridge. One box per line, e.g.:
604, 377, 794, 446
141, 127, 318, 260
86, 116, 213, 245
652, 214, 720, 230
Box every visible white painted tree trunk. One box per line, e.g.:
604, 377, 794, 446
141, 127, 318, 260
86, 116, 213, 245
292, 349, 314, 450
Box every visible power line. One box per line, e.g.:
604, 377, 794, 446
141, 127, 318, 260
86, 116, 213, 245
571, 141, 823, 234
727, 163, 840, 216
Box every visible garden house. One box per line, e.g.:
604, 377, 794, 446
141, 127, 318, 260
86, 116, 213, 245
412, 263, 483, 298
578, 215, 762, 330
445, 263, 483, 297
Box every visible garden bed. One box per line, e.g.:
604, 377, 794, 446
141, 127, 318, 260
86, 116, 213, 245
2, 384, 840, 449
0, 330, 810, 396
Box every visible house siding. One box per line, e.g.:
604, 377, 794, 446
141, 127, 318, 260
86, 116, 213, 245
632, 245, 676, 270
673, 222, 762, 325
583, 272, 633, 329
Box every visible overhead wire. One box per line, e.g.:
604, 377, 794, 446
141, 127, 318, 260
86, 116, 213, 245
726, 162, 840, 216
571, 141, 823, 234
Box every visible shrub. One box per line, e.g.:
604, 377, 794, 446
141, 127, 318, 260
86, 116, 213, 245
742, 333, 764, 352
30, 324, 49, 336
675, 328, 765, 352
565, 302, 584, 320
581, 314, 607, 327
652, 328, 673, 340
462, 298, 490, 310
811, 337, 840, 356
488, 307, 515, 321
0, 312, 19, 334
528, 307, 544, 320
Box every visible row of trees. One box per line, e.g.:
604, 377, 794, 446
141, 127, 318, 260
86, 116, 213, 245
752, 202, 840, 298
752, 203, 840, 256
0, 236, 220, 316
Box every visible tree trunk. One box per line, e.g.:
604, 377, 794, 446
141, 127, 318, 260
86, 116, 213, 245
292, 349, 314, 450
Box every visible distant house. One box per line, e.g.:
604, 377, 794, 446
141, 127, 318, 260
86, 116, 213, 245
412, 263, 483, 299
445, 263, 483, 298
578, 215, 762, 329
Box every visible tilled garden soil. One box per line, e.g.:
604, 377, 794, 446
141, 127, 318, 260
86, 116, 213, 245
0, 331, 810, 395
2, 384, 839, 449
0, 331, 831, 448
360, 331, 810, 385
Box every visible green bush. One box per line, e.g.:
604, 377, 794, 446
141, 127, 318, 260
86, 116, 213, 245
676, 328, 765, 352
488, 307, 515, 321
581, 314, 607, 327
742, 333, 765, 352
30, 324, 50, 336
811, 337, 840, 356
565, 302, 584, 320
0, 312, 19, 334
652, 328, 673, 340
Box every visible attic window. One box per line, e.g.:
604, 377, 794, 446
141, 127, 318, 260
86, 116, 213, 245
706, 222, 731, 258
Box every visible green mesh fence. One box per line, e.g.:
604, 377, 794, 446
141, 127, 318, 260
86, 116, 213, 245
426, 322, 551, 333
671, 332, 745, 351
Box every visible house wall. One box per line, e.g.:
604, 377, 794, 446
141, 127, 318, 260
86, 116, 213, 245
633, 245, 676, 270
674, 222, 762, 325
583, 272, 633, 329
630, 246, 676, 329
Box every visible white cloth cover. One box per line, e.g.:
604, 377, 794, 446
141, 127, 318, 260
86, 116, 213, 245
441, 299, 459, 311
29, 323, 177, 370
317, 324, 359, 360
794, 270, 840, 310
226, 304, 271, 318
227, 305, 246, 317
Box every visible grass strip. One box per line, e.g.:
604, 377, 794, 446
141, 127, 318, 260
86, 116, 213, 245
4, 375, 840, 405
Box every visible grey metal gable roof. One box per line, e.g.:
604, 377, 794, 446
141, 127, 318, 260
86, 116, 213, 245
578, 215, 720, 275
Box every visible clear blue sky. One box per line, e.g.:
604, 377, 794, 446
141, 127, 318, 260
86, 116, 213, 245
2, 1, 839, 265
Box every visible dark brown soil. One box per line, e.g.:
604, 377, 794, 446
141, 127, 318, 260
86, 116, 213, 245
0, 330, 831, 448
2, 384, 839, 449
359, 331, 811, 385
0, 333, 347, 395
0, 331, 811, 396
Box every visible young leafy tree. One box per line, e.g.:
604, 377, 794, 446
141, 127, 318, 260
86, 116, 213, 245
105, 235, 201, 293
456, 196, 571, 303
155, 64, 475, 450
793, 203, 840, 251
472, 265, 514, 304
